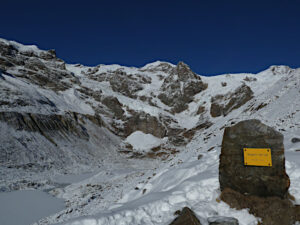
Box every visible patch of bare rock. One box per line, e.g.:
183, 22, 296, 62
158, 62, 208, 113
210, 84, 253, 117
169, 207, 239, 225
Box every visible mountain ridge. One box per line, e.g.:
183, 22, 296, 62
0, 38, 300, 225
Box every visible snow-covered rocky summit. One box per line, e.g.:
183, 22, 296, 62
0, 38, 300, 225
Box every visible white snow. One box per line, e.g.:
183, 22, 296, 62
125, 131, 166, 152
0, 38, 43, 56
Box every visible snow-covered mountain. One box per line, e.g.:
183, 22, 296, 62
0, 38, 299, 225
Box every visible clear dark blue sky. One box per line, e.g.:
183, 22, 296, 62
1, 0, 299, 75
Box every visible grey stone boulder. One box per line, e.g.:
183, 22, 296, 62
207, 216, 238, 225
169, 207, 202, 225
219, 119, 290, 198
291, 137, 300, 143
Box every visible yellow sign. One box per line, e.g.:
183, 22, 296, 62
243, 148, 272, 167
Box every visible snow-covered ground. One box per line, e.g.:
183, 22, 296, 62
0, 38, 299, 225
51, 67, 299, 225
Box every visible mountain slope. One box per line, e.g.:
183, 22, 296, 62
0, 38, 299, 225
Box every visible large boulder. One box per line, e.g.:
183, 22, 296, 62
219, 119, 290, 198
169, 207, 202, 225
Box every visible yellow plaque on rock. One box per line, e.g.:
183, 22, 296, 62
243, 148, 272, 167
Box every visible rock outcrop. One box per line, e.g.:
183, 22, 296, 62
210, 84, 253, 117
0, 111, 117, 170
169, 207, 202, 225
158, 62, 208, 113
124, 111, 166, 138
0, 39, 77, 92
101, 96, 124, 119
0, 112, 89, 143
219, 119, 290, 198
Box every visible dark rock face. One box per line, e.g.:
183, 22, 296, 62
219, 119, 290, 198
0, 39, 75, 91
210, 84, 253, 117
220, 188, 300, 225
109, 70, 143, 98
158, 62, 208, 113
101, 96, 124, 119
207, 216, 239, 225
196, 106, 205, 115
169, 207, 202, 225
0, 111, 117, 170
124, 111, 166, 138
139, 62, 174, 74
0, 112, 90, 144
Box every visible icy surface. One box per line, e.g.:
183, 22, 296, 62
0, 190, 64, 225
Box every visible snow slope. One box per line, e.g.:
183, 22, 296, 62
0, 38, 299, 225
36, 69, 299, 225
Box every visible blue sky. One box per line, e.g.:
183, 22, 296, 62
0, 0, 299, 75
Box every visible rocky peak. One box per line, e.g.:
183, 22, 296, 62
0, 39, 76, 91
158, 62, 207, 113
173, 61, 200, 82
39, 49, 57, 60
267, 65, 293, 75
139, 61, 174, 74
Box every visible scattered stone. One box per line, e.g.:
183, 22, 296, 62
254, 102, 268, 111
207, 216, 239, 225
291, 137, 300, 143
243, 76, 257, 82
196, 106, 206, 115
219, 119, 290, 198
198, 154, 203, 160
169, 207, 202, 225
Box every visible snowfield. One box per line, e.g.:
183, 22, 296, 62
125, 131, 167, 152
